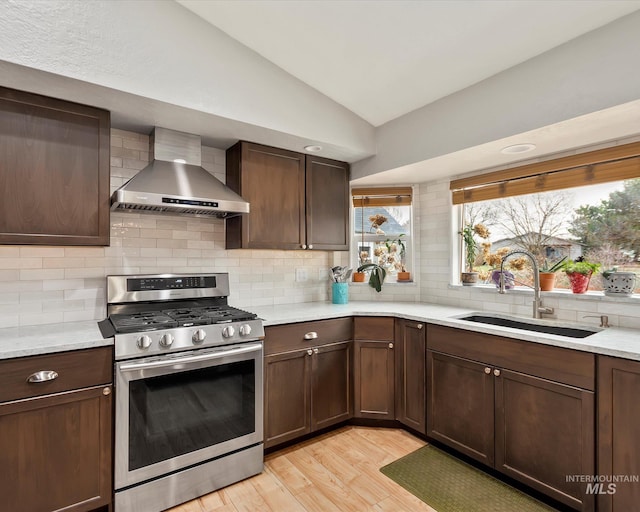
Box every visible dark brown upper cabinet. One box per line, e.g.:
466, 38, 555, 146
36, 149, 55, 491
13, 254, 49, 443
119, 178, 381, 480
225, 141, 349, 250
0, 87, 110, 245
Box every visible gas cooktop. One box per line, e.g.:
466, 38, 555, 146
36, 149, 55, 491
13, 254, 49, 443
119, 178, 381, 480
100, 273, 264, 360
109, 305, 258, 333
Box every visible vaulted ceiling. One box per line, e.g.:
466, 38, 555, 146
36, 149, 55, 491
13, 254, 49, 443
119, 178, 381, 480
178, 0, 640, 126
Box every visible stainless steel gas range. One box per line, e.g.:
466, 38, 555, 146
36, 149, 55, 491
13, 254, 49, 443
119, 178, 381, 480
99, 273, 264, 512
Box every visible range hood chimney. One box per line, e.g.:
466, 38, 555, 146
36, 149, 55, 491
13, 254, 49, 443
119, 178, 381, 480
111, 127, 249, 218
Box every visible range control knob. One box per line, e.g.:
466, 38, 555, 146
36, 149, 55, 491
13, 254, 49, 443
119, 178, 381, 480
239, 324, 252, 336
222, 326, 235, 338
159, 333, 174, 347
137, 335, 152, 350
192, 329, 206, 344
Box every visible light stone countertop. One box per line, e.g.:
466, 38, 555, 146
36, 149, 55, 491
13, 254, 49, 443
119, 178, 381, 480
1, 301, 639, 362
0, 321, 111, 360
249, 301, 640, 362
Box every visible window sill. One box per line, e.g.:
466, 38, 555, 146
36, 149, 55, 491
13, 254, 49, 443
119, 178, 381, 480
351, 281, 418, 287
448, 283, 640, 303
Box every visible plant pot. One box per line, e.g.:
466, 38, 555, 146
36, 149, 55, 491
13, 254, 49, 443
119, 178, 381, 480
331, 282, 349, 304
397, 271, 411, 281
352, 272, 366, 282
490, 270, 515, 289
566, 271, 592, 294
539, 272, 556, 291
461, 272, 479, 286
602, 271, 637, 296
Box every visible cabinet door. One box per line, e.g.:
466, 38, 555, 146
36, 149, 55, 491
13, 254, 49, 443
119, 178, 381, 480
226, 141, 306, 250
598, 356, 640, 512
353, 340, 395, 419
495, 369, 595, 511
305, 155, 349, 250
0, 385, 112, 512
426, 350, 494, 465
311, 341, 352, 430
264, 349, 312, 448
395, 320, 426, 434
0, 87, 110, 246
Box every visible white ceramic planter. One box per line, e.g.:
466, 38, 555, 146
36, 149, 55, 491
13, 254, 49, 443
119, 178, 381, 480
602, 271, 637, 296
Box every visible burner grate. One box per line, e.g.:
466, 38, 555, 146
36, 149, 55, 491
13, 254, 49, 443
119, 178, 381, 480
110, 312, 178, 333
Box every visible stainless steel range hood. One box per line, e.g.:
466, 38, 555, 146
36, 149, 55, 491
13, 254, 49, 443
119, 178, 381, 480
111, 128, 249, 218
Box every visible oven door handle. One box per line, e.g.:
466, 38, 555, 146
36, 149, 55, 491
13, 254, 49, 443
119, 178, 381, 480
118, 343, 262, 372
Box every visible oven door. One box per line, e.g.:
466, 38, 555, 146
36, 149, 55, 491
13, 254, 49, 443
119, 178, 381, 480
114, 342, 263, 489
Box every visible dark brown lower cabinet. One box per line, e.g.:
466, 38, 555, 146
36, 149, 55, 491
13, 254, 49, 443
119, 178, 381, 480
0, 385, 113, 512
427, 351, 494, 465
353, 340, 395, 420
598, 356, 640, 512
395, 320, 426, 434
495, 368, 594, 511
311, 341, 352, 431
264, 341, 351, 448
264, 348, 311, 447
427, 349, 594, 511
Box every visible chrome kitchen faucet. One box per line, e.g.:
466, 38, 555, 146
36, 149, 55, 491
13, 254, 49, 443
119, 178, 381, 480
498, 250, 554, 319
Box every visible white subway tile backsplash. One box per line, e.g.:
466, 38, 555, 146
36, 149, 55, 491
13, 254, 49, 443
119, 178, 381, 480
43, 258, 85, 269
2, 258, 43, 269
19, 269, 65, 281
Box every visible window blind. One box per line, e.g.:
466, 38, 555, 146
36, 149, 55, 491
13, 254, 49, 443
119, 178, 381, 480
351, 187, 413, 207
450, 141, 640, 205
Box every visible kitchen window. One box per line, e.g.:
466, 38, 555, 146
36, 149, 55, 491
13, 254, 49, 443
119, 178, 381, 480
352, 187, 414, 283
451, 142, 640, 292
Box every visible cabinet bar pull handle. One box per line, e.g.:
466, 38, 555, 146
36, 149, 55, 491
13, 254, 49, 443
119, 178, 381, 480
484, 367, 491, 374
27, 370, 58, 383
307, 349, 313, 356
304, 332, 318, 340
388, 343, 394, 349
493, 369, 501, 377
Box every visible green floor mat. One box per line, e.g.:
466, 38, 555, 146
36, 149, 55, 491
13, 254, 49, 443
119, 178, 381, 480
380, 445, 559, 512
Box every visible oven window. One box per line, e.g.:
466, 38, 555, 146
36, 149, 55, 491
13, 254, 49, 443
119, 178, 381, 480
128, 360, 255, 471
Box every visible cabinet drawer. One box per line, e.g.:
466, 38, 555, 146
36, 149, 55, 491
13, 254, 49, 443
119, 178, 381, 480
265, 318, 352, 355
354, 316, 395, 341
0, 347, 113, 402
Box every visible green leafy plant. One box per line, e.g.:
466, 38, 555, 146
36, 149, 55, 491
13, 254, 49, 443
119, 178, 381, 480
562, 257, 601, 276
459, 224, 490, 272
357, 263, 387, 292
539, 256, 568, 273
602, 267, 619, 279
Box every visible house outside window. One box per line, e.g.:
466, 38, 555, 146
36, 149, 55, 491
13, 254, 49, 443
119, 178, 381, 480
352, 187, 413, 283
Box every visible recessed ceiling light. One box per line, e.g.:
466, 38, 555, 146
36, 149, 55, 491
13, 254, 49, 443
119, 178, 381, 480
501, 143, 536, 155
173, 158, 187, 164
304, 145, 322, 152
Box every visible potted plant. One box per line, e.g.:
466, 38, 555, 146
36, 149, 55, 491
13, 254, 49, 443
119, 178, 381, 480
538, 256, 567, 291
602, 267, 637, 296
459, 223, 490, 286
357, 263, 387, 292
385, 234, 411, 281
562, 257, 601, 294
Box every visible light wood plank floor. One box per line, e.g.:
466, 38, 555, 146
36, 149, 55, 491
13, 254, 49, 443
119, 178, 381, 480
169, 426, 436, 512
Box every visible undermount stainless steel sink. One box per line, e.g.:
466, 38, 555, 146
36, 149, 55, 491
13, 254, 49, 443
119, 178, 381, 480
457, 314, 600, 339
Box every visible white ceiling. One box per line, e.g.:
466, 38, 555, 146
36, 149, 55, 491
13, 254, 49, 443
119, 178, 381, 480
178, 0, 640, 127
